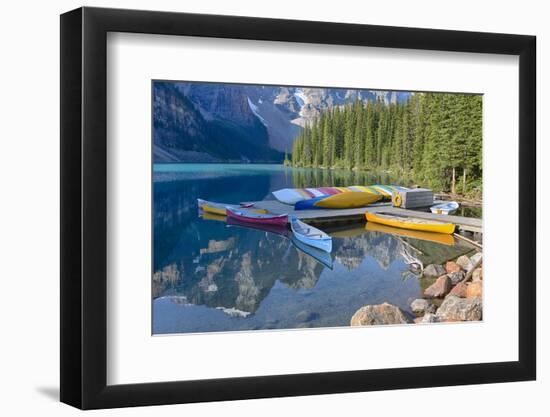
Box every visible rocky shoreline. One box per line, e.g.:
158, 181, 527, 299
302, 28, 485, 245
350, 252, 483, 326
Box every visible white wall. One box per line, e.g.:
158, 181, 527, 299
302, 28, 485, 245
0, 0, 545, 415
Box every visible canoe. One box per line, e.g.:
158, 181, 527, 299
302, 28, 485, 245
290, 235, 334, 269
290, 216, 332, 253
226, 207, 288, 226
365, 221, 455, 246
272, 185, 409, 205
200, 211, 227, 223
313, 192, 382, 209
226, 216, 290, 237
430, 201, 459, 215
294, 195, 330, 210
365, 212, 456, 235
197, 199, 267, 216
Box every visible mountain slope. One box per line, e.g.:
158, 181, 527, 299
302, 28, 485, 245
153, 82, 284, 163
153, 81, 411, 162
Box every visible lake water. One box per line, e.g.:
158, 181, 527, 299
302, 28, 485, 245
153, 164, 473, 334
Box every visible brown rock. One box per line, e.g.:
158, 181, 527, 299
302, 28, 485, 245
466, 281, 483, 298
350, 302, 413, 326
436, 296, 482, 321
424, 275, 452, 298
472, 267, 483, 282
445, 261, 462, 274
448, 282, 468, 298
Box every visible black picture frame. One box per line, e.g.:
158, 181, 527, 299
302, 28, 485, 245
60, 6, 536, 410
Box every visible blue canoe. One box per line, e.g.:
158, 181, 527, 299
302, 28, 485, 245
294, 195, 329, 210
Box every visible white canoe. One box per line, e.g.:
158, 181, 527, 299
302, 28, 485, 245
290, 217, 332, 253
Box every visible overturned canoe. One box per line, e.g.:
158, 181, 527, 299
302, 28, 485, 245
290, 216, 332, 253
314, 192, 382, 209
295, 192, 382, 210
294, 196, 329, 210
197, 199, 266, 216
365, 212, 456, 235
226, 207, 288, 226
273, 185, 408, 205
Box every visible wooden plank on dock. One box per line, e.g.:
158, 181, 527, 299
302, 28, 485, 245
248, 200, 482, 233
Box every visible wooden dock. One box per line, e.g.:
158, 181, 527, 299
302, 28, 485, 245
247, 200, 482, 234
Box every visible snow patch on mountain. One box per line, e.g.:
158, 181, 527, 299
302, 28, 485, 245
247, 96, 268, 127
293, 89, 307, 107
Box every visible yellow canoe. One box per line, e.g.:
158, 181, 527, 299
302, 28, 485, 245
200, 211, 227, 222
365, 221, 455, 246
365, 212, 456, 235
198, 199, 268, 216
314, 192, 382, 209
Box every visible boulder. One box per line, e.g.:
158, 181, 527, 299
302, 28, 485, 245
350, 302, 413, 326
448, 271, 465, 285
445, 261, 462, 274
410, 298, 436, 315
466, 281, 483, 298
423, 264, 446, 278
456, 255, 474, 272
420, 313, 439, 324
472, 267, 483, 282
448, 282, 468, 298
470, 252, 483, 266
424, 275, 452, 298
436, 296, 482, 321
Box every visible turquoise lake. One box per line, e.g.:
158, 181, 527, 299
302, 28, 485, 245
152, 164, 473, 334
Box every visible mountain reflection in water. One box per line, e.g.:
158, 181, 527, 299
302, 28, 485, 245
152, 164, 473, 334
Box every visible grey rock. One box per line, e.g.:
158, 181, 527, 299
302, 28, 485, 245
410, 299, 436, 315
436, 296, 482, 321
421, 313, 439, 323
456, 255, 474, 272
470, 252, 483, 266
423, 264, 446, 278
448, 271, 465, 285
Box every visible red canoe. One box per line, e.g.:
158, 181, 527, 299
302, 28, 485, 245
226, 207, 288, 226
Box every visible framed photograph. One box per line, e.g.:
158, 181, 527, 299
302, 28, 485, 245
60, 6, 536, 409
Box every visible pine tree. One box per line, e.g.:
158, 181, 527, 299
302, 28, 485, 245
289, 91, 482, 194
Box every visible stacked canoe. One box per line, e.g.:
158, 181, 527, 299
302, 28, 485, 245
273, 185, 409, 206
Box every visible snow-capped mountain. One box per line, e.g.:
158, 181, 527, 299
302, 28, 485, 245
153, 81, 410, 163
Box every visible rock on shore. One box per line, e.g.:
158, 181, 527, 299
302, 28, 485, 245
466, 281, 483, 298
456, 255, 474, 272
423, 264, 446, 278
350, 302, 413, 326
436, 296, 482, 321
448, 282, 468, 298
410, 298, 436, 315
424, 275, 452, 298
